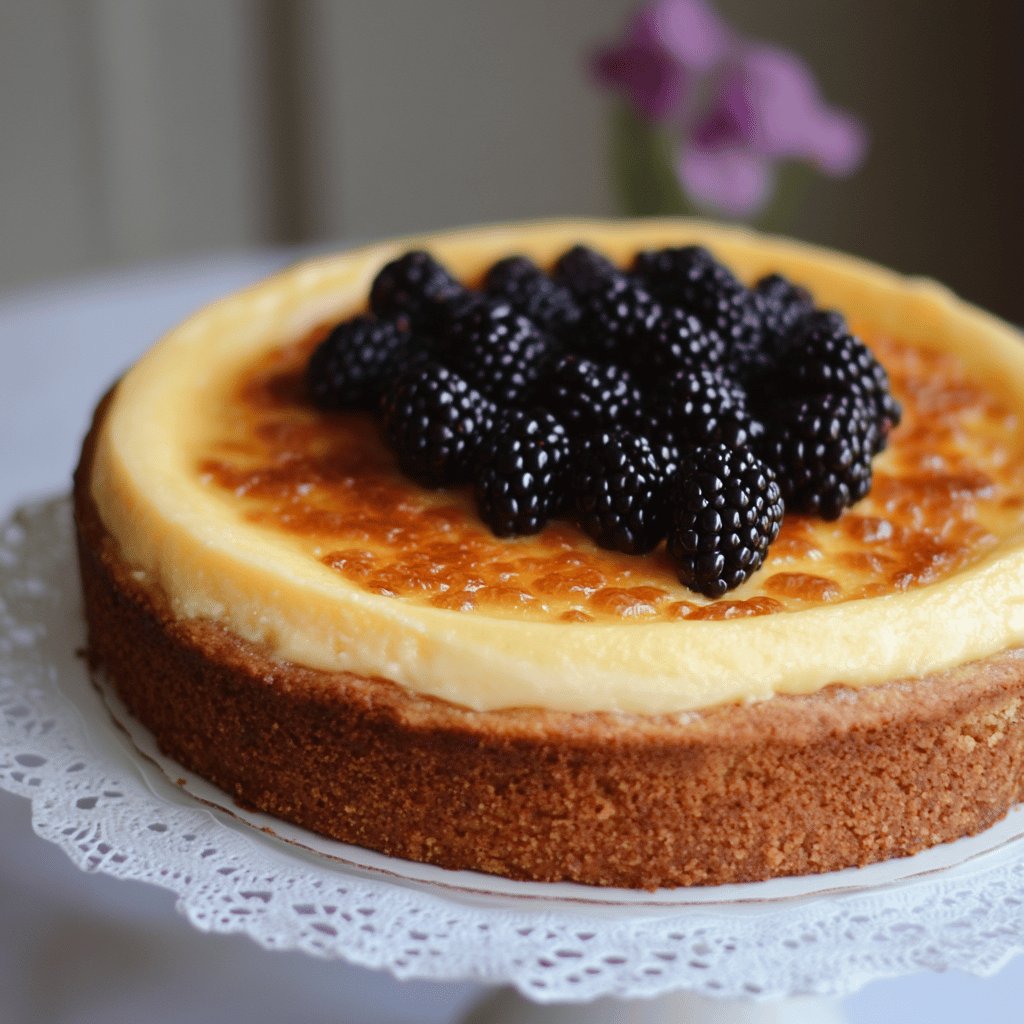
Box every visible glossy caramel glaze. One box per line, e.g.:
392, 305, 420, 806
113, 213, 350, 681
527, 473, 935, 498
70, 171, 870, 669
194, 326, 1024, 623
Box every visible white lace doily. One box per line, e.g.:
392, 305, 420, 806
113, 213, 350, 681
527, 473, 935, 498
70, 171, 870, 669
3, 497, 1024, 1004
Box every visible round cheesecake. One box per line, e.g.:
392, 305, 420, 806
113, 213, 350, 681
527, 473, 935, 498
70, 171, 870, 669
74, 220, 1024, 888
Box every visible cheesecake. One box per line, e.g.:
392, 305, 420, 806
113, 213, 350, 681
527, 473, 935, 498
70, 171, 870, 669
74, 220, 1024, 888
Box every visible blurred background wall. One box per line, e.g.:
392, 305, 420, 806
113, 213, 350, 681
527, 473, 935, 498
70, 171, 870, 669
2, 0, 1022, 321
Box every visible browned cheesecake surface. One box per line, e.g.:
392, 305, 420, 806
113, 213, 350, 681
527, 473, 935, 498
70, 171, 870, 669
193, 328, 1024, 623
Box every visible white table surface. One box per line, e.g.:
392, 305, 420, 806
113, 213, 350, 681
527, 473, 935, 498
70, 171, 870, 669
1, 252, 1021, 1023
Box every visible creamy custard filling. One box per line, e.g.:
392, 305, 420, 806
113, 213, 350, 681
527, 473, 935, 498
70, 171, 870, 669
89, 219, 1024, 714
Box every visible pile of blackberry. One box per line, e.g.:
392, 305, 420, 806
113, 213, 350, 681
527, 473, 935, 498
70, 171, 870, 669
306, 244, 901, 597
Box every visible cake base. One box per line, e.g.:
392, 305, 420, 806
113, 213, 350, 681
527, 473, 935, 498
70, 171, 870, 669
73, 400, 1024, 889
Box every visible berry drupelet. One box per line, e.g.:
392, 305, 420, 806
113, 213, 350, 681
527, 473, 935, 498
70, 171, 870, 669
474, 409, 571, 536
571, 429, 669, 554
668, 444, 784, 598
379, 360, 495, 488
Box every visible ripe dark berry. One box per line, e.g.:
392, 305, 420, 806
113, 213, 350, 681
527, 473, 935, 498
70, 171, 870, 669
773, 311, 872, 391
668, 444, 784, 597
632, 245, 710, 299
305, 315, 407, 410
484, 255, 580, 335
648, 365, 760, 449
754, 273, 814, 347
474, 409, 571, 535
369, 250, 464, 331
758, 393, 878, 520
570, 276, 662, 360
437, 299, 552, 407
537, 353, 645, 432
553, 245, 627, 299
571, 430, 669, 554
379, 361, 495, 488
634, 246, 765, 374
632, 306, 727, 379
769, 311, 902, 441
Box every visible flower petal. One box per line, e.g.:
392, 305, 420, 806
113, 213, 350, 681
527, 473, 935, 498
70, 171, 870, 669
677, 144, 774, 217
592, 0, 740, 121
807, 108, 867, 176
690, 70, 755, 150
731, 44, 868, 174
592, 9, 689, 120
651, 0, 735, 73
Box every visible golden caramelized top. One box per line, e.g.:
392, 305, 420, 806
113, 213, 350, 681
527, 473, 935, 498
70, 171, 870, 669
88, 219, 1024, 713
194, 328, 1024, 625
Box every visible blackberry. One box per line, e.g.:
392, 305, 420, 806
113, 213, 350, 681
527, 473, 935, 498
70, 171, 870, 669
632, 306, 727, 379
474, 409, 571, 535
433, 287, 493, 337
537, 353, 645, 432
571, 276, 663, 360
633, 246, 765, 373
648, 366, 760, 449
369, 250, 464, 331
437, 299, 552, 407
305, 315, 407, 410
668, 444, 784, 598
484, 255, 580, 335
552, 244, 627, 299
798, 308, 848, 334
770, 311, 902, 440
632, 245, 709, 297
379, 360, 495, 488
571, 429, 669, 554
758, 393, 878, 520
754, 273, 814, 348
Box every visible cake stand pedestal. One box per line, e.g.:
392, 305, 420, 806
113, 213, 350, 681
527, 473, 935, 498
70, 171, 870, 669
3, 499, 1024, 1021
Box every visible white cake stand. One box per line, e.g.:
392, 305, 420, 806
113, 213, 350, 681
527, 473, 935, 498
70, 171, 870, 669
3, 499, 1024, 1024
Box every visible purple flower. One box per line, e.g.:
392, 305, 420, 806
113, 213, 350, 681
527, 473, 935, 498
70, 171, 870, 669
593, 2, 867, 217
593, 0, 733, 120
